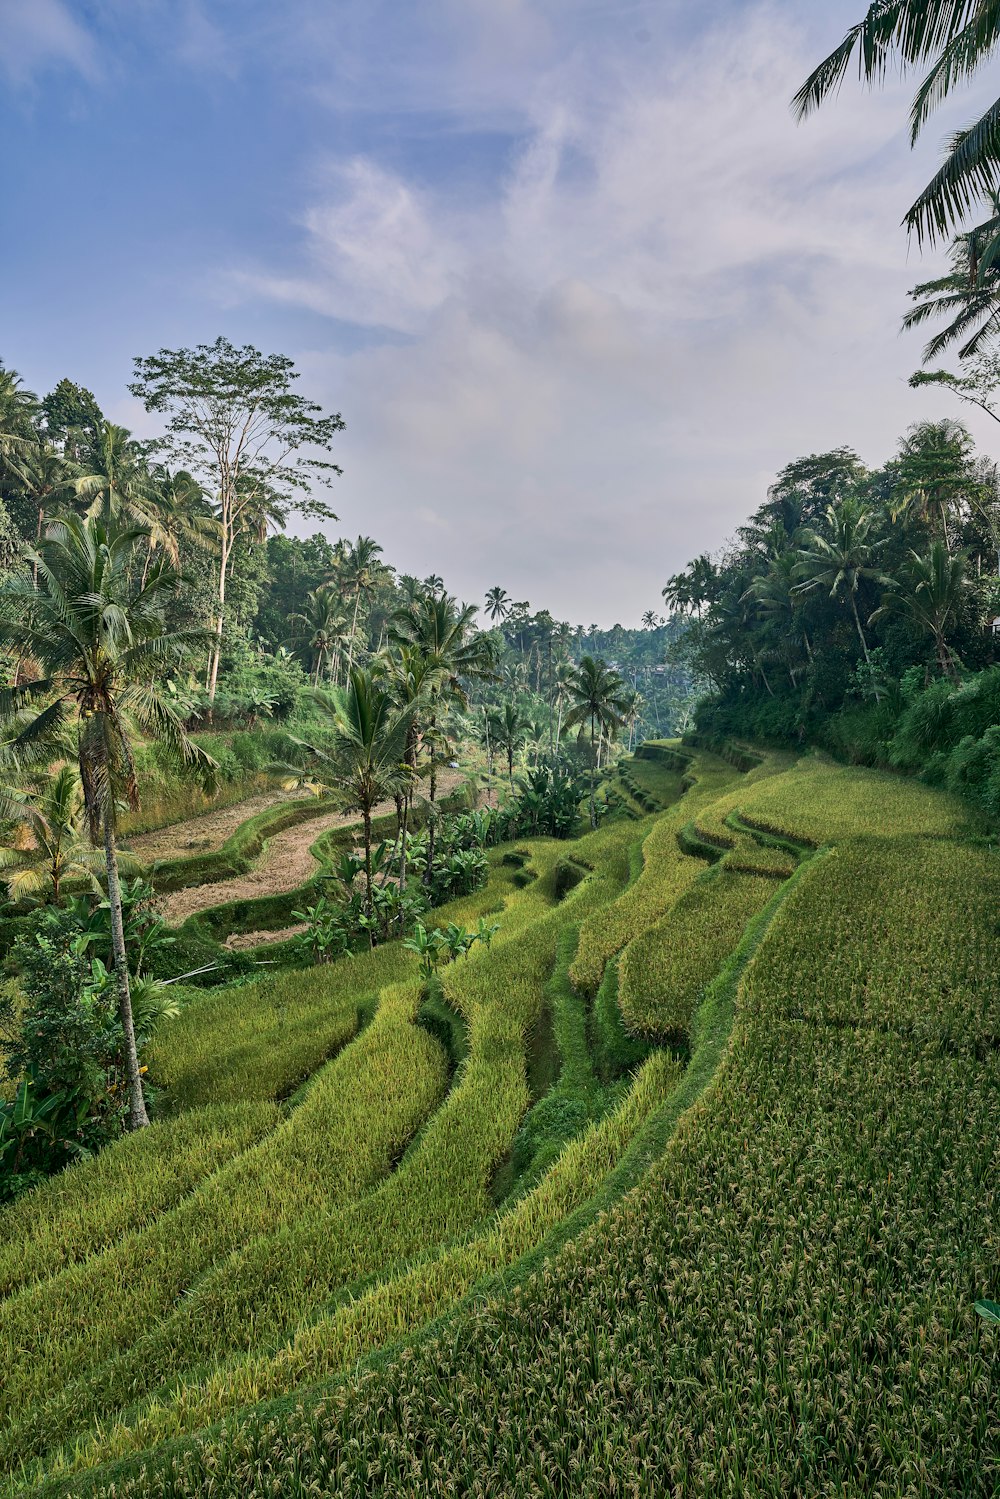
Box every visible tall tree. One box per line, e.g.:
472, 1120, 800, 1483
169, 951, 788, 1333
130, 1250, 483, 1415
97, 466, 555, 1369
341, 536, 387, 674
491, 701, 529, 789
892, 418, 981, 549
129, 338, 344, 700
41, 378, 103, 463
290, 583, 347, 684
871, 540, 969, 678
0, 515, 212, 1128
304, 671, 415, 920
564, 655, 629, 829
485, 586, 511, 623
794, 499, 886, 664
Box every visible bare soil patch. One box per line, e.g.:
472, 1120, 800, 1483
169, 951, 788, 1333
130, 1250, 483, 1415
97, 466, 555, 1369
127, 788, 310, 864
158, 769, 473, 927
224, 923, 308, 952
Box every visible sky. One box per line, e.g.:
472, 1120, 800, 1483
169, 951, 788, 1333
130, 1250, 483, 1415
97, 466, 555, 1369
2, 0, 998, 626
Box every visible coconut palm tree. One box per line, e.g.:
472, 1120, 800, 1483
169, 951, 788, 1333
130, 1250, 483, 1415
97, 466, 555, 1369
0, 363, 38, 443
553, 657, 577, 746
745, 534, 815, 682
622, 686, 644, 752
4, 438, 74, 548
491, 701, 530, 789
794, 499, 886, 664
485, 586, 511, 624
563, 656, 630, 828
892, 418, 979, 550
0, 514, 213, 1129
290, 584, 347, 684
870, 540, 969, 678
304, 671, 415, 918
341, 535, 387, 673
390, 591, 495, 801
904, 209, 1000, 361
0, 763, 140, 904
795, 4, 1000, 250
74, 422, 156, 529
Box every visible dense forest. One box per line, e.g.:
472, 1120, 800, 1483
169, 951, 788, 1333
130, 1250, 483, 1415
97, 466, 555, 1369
667, 419, 1000, 815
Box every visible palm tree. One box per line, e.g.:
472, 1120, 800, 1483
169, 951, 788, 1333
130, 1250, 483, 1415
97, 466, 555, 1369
904, 210, 1000, 361
892, 418, 978, 550
870, 541, 968, 678
147, 467, 220, 567
746, 534, 815, 682
795, 5, 1000, 250
342, 536, 386, 673
290, 584, 347, 684
794, 499, 886, 664
485, 586, 511, 624
641, 609, 660, 630
0, 363, 38, 444
622, 686, 643, 752
553, 657, 577, 746
304, 671, 415, 918
0, 515, 213, 1129
0, 763, 139, 904
74, 421, 156, 529
563, 656, 630, 828
491, 701, 529, 788
4, 439, 74, 548
390, 591, 495, 802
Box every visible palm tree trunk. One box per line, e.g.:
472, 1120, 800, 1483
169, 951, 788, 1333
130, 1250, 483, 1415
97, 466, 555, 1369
362, 803, 374, 941
849, 592, 871, 664
346, 590, 361, 674
104, 819, 149, 1130
398, 793, 410, 925
589, 714, 597, 830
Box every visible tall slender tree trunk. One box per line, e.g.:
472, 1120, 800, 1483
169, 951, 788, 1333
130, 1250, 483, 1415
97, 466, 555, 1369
849, 592, 871, 664
589, 715, 597, 830
362, 804, 374, 945
105, 820, 149, 1130
398, 792, 410, 926
207, 526, 230, 702
346, 590, 362, 674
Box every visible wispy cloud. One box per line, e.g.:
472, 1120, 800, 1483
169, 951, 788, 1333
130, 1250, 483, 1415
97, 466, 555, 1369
0, 0, 101, 85
225, 2, 973, 621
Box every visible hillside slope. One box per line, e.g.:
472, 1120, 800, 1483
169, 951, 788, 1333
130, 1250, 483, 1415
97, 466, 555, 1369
3, 746, 996, 1498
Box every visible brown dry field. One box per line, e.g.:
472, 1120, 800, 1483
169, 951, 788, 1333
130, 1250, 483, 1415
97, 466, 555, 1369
155, 768, 473, 926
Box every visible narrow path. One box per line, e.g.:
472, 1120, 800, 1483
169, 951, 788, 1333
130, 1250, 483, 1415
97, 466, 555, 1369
159, 770, 471, 927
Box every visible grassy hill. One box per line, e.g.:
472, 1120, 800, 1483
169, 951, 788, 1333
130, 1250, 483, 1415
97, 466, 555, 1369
1, 743, 996, 1497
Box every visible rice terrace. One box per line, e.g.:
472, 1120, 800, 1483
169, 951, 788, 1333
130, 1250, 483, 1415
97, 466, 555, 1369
1, 4, 999, 1496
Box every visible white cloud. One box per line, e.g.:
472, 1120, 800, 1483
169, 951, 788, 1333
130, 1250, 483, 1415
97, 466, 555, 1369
225, 1, 1000, 623
0, 0, 100, 84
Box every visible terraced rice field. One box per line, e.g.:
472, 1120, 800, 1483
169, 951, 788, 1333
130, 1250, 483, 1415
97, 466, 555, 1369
3, 744, 997, 1498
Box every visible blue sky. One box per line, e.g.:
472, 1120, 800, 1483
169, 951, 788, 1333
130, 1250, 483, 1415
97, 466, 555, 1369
2, 0, 996, 624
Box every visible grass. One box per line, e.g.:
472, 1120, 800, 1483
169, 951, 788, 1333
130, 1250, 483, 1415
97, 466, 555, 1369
39, 1052, 683, 1485
149, 955, 398, 1108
